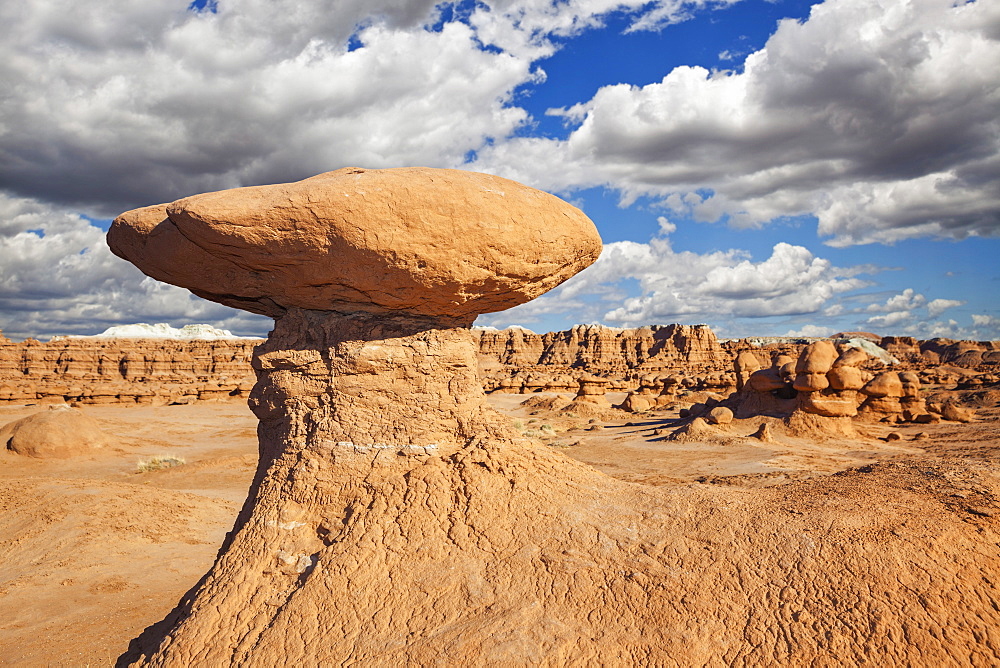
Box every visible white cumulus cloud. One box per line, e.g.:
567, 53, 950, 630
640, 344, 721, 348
927, 298, 965, 317
784, 324, 835, 338
865, 288, 927, 314
0, 194, 270, 339
479, 229, 873, 329
476, 0, 1000, 246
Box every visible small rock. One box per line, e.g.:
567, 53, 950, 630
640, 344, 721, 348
941, 403, 976, 423
707, 406, 734, 425
750, 422, 773, 442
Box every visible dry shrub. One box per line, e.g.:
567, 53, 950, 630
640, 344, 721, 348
136, 456, 186, 473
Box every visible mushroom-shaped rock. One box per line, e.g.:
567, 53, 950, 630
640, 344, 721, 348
576, 373, 609, 398
734, 351, 762, 390
110, 171, 992, 666
795, 341, 838, 375
109, 167, 601, 322
572, 373, 614, 412
861, 371, 904, 398
898, 371, 921, 398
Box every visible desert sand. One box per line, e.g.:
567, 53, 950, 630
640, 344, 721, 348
2, 167, 997, 664
1, 390, 998, 664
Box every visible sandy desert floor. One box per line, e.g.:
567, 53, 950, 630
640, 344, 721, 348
1, 392, 998, 665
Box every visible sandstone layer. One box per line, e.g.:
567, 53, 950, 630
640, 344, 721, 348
2, 325, 996, 408
477, 323, 723, 374
0, 332, 259, 405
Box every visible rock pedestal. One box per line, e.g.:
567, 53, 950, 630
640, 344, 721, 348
250, 309, 514, 459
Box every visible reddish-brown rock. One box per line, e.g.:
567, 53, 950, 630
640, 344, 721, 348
0, 336, 259, 406
734, 351, 762, 391
110, 167, 601, 321
828, 366, 866, 391
476, 323, 725, 378
798, 390, 859, 418
862, 372, 904, 398
706, 406, 734, 425
0, 405, 109, 458
795, 341, 838, 375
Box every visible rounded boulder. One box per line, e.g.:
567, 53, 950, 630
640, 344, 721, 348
109, 167, 602, 321
795, 341, 838, 375
0, 406, 110, 459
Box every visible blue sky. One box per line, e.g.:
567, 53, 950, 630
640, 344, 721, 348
0, 0, 997, 341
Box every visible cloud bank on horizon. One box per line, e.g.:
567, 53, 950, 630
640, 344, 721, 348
0, 0, 997, 340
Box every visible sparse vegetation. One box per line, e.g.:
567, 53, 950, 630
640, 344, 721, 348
136, 456, 186, 473
523, 424, 557, 439
510, 417, 559, 440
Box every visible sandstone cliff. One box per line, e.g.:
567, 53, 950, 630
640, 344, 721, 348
0, 331, 260, 405
476, 323, 723, 372
1, 325, 996, 406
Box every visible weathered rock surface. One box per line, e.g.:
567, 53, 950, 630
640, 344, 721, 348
476, 323, 724, 376
717, 339, 993, 431
11, 162, 1000, 664
3, 324, 995, 409
0, 405, 109, 458
109, 167, 601, 321
0, 332, 259, 405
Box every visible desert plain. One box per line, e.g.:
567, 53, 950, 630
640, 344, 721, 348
2, 167, 999, 664
1, 359, 999, 664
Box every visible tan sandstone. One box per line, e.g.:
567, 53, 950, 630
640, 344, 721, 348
0, 405, 109, 458
110, 167, 600, 321
105, 169, 999, 666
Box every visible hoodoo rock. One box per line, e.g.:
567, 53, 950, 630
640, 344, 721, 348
111, 169, 999, 666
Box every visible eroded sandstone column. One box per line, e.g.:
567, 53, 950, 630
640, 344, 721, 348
105, 168, 1000, 668
250, 308, 516, 460
108, 167, 602, 665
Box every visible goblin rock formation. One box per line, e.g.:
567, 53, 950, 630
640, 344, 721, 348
2, 323, 995, 407
476, 323, 724, 388
730, 341, 944, 426
109, 168, 998, 666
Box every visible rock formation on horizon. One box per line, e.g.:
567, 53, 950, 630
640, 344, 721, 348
0, 334, 259, 406
1, 322, 996, 407
714, 341, 953, 435
102, 167, 999, 665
